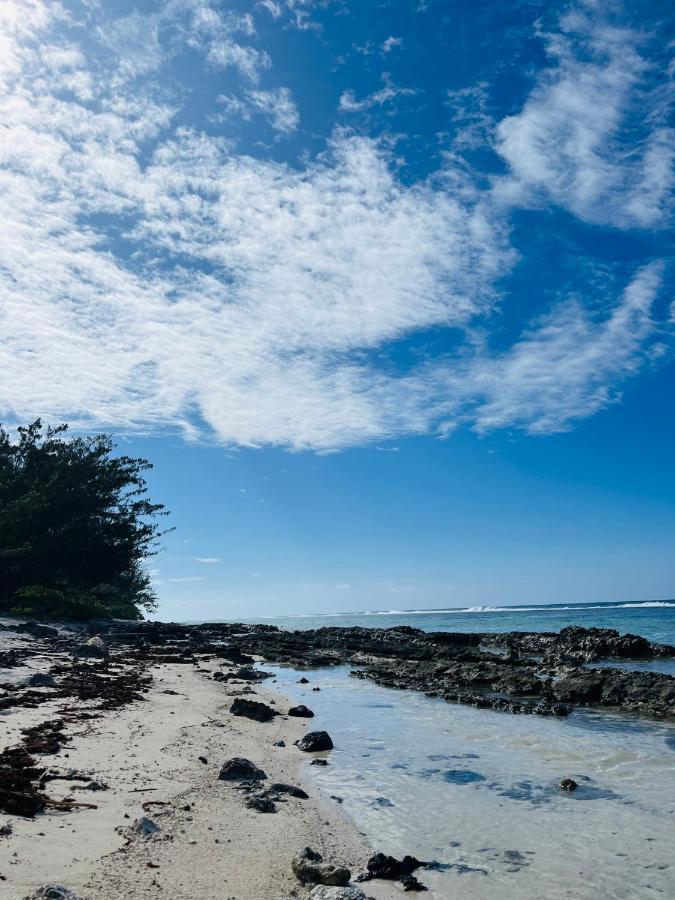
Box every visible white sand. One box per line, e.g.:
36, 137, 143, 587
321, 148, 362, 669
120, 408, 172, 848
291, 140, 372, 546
1, 631, 401, 900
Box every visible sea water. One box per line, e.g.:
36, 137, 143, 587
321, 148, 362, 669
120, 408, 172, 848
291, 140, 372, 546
247, 602, 675, 899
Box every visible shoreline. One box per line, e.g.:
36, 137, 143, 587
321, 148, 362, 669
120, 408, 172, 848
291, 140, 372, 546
0, 620, 400, 900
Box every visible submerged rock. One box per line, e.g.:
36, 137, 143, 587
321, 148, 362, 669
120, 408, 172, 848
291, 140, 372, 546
401, 874, 428, 892
292, 847, 351, 886
360, 853, 425, 881
288, 704, 315, 718
560, 778, 578, 792
297, 731, 333, 752
218, 757, 267, 782
230, 698, 279, 722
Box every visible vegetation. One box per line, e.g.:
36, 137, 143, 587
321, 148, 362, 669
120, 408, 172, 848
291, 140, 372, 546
0, 421, 170, 621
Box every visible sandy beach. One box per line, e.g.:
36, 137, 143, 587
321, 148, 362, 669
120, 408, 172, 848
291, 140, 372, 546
0, 622, 400, 900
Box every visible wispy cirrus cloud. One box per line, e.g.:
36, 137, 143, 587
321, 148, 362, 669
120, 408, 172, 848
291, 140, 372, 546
339, 72, 420, 113
0, 1, 672, 452
493, 10, 674, 228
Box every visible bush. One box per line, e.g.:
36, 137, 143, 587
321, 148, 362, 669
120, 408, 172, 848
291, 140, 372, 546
0, 420, 170, 620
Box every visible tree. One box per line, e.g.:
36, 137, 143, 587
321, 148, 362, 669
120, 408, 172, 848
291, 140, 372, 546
0, 420, 170, 620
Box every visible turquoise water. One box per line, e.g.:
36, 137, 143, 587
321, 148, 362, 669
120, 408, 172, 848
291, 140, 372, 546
241, 599, 675, 645
245, 601, 675, 899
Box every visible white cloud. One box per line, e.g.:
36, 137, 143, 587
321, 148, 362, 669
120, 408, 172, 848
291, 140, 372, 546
381, 36, 403, 54
493, 12, 674, 228
339, 73, 420, 113
0, 1, 671, 454
193, 557, 222, 564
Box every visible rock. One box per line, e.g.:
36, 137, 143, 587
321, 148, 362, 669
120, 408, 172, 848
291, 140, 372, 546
292, 847, 351, 887
309, 887, 367, 900
362, 853, 425, 881
0, 822, 13, 836
310, 758, 329, 766
560, 778, 578, 791
269, 782, 309, 799
401, 874, 428, 892
31, 885, 81, 899
22, 673, 56, 688
134, 816, 160, 836
288, 704, 315, 718
218, 757, 267, 782
273, 740, 286, 747
198, 756, 208, 764
297, 731, 333, 752
15, 622, 59, 639
246, 794, 276, 812
298, 677, 310, 684
212, 671, 227, 681
73, 636, 108, 659
230, 698, 279, 722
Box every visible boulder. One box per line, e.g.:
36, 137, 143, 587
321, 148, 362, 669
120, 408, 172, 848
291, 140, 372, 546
297, 731, 333, 752
230, 698, 279, 722
218, 757, 267, 782
288, 704, 314, 718
292, 847, 351, 887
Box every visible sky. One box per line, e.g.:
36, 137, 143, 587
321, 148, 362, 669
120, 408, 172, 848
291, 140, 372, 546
0, 0, 674, 619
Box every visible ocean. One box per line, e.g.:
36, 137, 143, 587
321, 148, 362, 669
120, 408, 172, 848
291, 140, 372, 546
240, 601, 675, 899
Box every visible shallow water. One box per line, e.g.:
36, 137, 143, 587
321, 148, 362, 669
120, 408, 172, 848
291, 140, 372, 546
269, 663, 675, 899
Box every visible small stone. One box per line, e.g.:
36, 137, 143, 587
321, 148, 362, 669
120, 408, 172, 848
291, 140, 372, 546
31, 885, 81, 900
298, 677, 310, 684
560, 778, 578, 792
310, 759, 329, 767
273, 740, 286, 747
246, 794, 276, 813
218, 757, 267, 782
134, 816, 160, 837
198, 756, 208, 764
292, 847, 351, 887
297, 731, 333, 752
288, 704, 314, 718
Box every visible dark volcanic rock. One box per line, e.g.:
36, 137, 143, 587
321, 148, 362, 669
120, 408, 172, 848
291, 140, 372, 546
362, 853, 425, 881
292, 847, 350, 886
246, 794, 276, 812
297, 731, 333, 752
288, 704, 314, 718
269, 782, 309, 799
218, 757, 266, 781
230, 698, 279, 722
560, 778, 578, 792
401, 874, 428, 892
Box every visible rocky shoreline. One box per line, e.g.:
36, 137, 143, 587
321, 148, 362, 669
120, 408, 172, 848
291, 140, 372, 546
88, 618, 673, 720
1, 616, 674, 897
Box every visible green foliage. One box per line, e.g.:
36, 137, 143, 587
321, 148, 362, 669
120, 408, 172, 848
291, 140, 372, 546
0, 420, 170, 620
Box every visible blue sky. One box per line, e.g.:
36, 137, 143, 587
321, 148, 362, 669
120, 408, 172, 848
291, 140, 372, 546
0, 0, 673, 618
